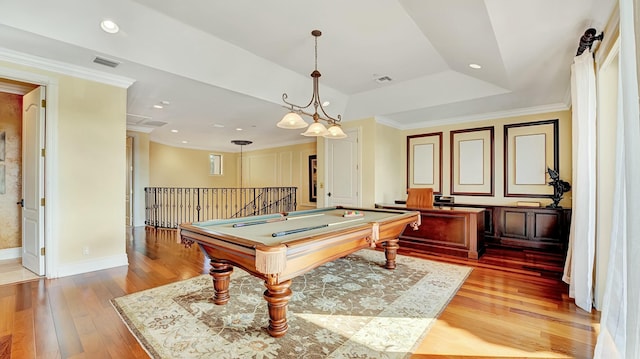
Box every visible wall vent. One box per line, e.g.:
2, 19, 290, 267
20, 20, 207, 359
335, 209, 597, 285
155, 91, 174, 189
93, 56, 121, 68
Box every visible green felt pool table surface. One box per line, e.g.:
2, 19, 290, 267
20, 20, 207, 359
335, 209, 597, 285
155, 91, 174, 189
189, 207, 414, 246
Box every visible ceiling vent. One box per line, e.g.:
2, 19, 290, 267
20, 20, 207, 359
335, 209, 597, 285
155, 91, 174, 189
93, 56, 120, 68
126, 114, 166, 128
374, 76, 393, 84
126, 113, 151, 125
143, 120, 168, 127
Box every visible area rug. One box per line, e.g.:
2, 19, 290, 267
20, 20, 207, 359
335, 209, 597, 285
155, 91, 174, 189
111, 249, 471, 358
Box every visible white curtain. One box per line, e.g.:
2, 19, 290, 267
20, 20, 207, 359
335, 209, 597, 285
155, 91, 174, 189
595, 0, 640, 357
564, 50, 597, 312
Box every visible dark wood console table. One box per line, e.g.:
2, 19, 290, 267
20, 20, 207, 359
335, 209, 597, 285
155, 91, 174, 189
376, 204, 486, 259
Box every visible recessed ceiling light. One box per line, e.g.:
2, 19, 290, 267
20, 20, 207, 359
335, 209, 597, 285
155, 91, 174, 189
153, 104, 164, 109
236, 128, 243, 131
213, 124, 225, 128
171, 129, 178, 133
100, 19, 120, 34
161, 100, 171, 106
181, 140, 188, 144
469, 63, 482, 69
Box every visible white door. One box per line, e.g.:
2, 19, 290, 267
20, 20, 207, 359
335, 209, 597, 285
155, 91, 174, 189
21, 87, 46, 275
325, 128, 360, 207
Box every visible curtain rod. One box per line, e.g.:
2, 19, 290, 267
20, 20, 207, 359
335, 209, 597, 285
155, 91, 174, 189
576, 28, 604, 56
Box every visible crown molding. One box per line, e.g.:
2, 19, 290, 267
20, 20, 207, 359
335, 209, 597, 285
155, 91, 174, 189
375, 103, 571, 130
0, 47, 135, 88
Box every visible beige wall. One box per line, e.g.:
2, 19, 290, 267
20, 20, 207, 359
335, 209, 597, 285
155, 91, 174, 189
402, 110, 573, 207
0, 92, 22, 250
375, 122, 404, 204
149, 141, 316, 209
150, 141, 237, 187
127, 131, 150, 227
56, 76, 128, 265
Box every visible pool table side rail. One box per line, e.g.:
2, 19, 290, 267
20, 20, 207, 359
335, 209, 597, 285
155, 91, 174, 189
179, 224, 377, 281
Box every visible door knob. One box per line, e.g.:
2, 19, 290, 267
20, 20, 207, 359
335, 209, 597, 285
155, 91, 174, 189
327, 192, 332, 197
17, 199, 24, 207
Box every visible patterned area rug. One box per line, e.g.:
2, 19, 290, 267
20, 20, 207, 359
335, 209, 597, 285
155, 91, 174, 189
111, 249, 471, 358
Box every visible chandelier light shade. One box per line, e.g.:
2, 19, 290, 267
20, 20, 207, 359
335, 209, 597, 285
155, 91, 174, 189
279, 30, 346, 138
302, 121, 329, 137
325, 124, 347, 139
276, 111, 308, 129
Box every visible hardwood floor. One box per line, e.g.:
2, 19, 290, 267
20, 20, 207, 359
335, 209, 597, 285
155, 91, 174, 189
404, 250, 600, 358
0, 227, 599, 358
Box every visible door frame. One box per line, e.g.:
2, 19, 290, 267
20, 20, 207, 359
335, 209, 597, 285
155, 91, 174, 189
0, 65, 59, 278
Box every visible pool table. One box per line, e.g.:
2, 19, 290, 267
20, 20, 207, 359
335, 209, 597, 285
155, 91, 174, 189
178, 206, 420, 337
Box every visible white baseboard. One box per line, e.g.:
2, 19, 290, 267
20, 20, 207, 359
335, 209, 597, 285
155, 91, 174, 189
0, 247, 21, 260
55, 254, 129, 278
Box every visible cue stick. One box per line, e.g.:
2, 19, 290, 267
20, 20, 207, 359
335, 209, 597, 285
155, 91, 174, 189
232, 217, 284, 228
233, 213, 325, 228
285, 213, 325, 221
271, 217, 364, 237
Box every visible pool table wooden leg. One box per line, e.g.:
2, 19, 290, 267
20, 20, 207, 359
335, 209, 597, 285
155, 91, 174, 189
263, 278, 292, 337
209, 261, 233, 305
382, 238, 400, 269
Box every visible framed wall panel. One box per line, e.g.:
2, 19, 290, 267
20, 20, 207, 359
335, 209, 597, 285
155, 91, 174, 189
504, 119, 559, 197
309, 155, 317, 202
0, 131, 5, 161
450, 126, 494, 196
407, 132, 442, 194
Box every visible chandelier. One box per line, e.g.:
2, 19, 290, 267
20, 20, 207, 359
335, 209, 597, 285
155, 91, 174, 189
277, 30, 347, 139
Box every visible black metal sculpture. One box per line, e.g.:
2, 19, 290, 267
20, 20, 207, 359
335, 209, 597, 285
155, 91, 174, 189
576, 28, 604, 56
547, 167, 571, 208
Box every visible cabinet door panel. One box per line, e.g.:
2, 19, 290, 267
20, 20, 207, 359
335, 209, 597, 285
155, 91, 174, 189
503, 210, 527, 238
533, 212, 561, 241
